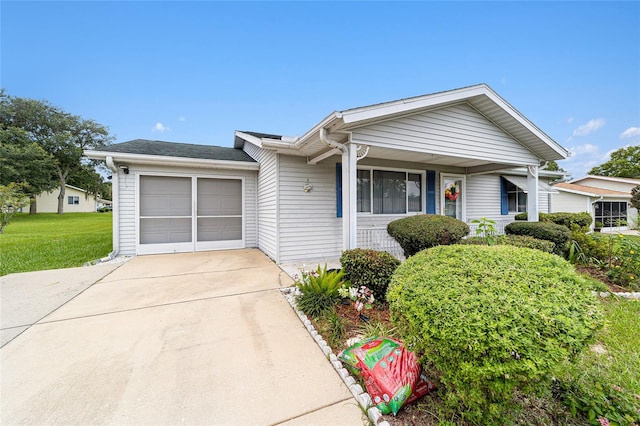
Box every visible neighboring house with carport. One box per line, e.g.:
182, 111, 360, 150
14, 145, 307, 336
85, 84, 569, 263
552, 176, 639, 232
19, 184, 99, 213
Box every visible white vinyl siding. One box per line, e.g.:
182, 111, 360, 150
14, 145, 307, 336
277, 155, 342, 263
243, 143, 279, 261
116, 164, 257, 256
552, 191, 593, 213
350, 103, 539, 165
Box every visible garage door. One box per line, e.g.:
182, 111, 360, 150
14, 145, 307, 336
138, 175, 244, 255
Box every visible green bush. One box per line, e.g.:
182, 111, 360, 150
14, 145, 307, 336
516, 211, 593, 231
387, 214, 470, 257
340, 248, 400, 301
295, 264, 345, 317
515, 211, 548, 221
387, 245, 604, 423
460, 234, 556, 253
505, 221, 571, 256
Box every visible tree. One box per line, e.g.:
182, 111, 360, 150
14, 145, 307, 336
588, 145, 640, 178
0, 183, 30, 233
0, 91, 113, 213
544, 160, 569, 182
632, 185, 640, 211
0, 92, 58, 213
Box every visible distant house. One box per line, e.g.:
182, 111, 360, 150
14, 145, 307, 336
552, 175, 639, 231
22, 184, 101, 213
86, 84, 569, 261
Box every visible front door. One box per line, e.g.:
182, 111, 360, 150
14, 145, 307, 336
441, 175, 465, 221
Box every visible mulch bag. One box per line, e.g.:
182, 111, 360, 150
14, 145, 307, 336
338, 336, 436, 415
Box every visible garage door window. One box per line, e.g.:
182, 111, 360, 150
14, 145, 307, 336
140, 176, 192, 244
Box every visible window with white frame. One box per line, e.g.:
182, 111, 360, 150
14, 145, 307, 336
68, 196, 79, 205
506, 180, 527, 213
357, 169, 423, 214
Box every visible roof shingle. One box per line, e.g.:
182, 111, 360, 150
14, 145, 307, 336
99, 139, 256, 162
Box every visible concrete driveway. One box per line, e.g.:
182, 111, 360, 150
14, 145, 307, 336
1, 249, 364, 425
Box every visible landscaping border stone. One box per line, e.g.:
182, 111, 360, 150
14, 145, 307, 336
280, 286, 391, 426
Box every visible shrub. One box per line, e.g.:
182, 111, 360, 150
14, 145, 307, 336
460, 234, 556, 253
505, 221, 571, 256
340, 249, 400, 301
295, 264, 345, 317
516, 211, 593, 231
515, 211, 548, 221
387, 245, 604, 423
387, 214, 470, 257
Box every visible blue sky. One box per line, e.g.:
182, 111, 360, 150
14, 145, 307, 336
2, 1, 639, 179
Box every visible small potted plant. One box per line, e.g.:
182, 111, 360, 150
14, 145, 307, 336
594, 221, 604, 232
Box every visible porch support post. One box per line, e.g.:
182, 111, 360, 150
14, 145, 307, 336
527, 165, 539, 222
347, 143, 358, 248
341, 150, 350, 250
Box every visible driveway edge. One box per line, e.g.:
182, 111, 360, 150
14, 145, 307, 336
280, 287, 390, 426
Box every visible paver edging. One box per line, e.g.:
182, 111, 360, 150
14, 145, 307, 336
280, 287, 391, 426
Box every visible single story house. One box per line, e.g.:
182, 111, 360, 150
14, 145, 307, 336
20, 184, 100, 213
85, 84, 568, 263
552, 176, 639, 231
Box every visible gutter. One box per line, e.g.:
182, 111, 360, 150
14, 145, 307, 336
319, 127, 347, 153
105, 156, 120, 258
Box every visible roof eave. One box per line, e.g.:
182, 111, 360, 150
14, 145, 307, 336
84, 150, 260, 171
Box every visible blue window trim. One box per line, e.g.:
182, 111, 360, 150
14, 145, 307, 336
426, 170, 436, 214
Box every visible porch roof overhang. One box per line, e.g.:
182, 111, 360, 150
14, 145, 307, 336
235, 84, 569, 171
502, 175, 558, 194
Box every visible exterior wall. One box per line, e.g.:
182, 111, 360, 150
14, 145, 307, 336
277, 155, 342, 263
350, 103, 540, 166
27, 186, 97, 213
116, 164, 257, 256
551, 191, 593, 213
576, 177, 638, 194
243, 143, 279, 261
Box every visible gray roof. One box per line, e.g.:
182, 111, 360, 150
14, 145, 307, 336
100, 139, 256, 162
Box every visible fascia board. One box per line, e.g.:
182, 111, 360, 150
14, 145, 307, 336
234, 131, 264, 148
570, 175, 640, 185
84, 150, 260, 171
340, 85, 487, 124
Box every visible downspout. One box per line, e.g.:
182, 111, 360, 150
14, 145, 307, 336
319, 128, 352, 250
105, 156, 120, 258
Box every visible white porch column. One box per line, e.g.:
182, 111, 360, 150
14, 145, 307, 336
347, 143, 358, 248
527, 165, 539, 222
341, 150, 350, 250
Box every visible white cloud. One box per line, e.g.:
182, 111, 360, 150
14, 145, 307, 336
569, 143, 598, 155
620, 127, 640, 139
572, 118, 605, 137
178, 116, 186, 122
567, 117, 574, 124
152, 122, 169, 133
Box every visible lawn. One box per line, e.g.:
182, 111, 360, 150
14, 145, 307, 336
0, 213, 112, 276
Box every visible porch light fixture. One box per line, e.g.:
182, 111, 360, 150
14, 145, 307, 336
303, 178, 313, 193
119, 165, 130, 174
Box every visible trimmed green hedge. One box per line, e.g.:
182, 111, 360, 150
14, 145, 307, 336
505, 221, 571, 256
340, 248, 400, 301
387, 245, 604, 423
515, 211, 593, 230
460, 234, 556, 253
387, 214, 470, 257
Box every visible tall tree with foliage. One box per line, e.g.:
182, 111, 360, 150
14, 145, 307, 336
0, 91, 113, 213
588, 145, 640, 178
0, 91, 58, 213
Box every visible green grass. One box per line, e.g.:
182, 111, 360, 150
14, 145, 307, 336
0, 213, 112, 276
579, 297, 640, 393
